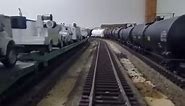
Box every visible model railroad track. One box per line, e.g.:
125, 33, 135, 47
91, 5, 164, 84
117, 41, 185, 89
79, 41, 140, 106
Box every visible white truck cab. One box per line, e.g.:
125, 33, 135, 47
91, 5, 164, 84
0, 15, 17, 67
12, 14, 62, 52
81, 28, 89, 39
69, 23, 82, 42
59, 23, 73, 46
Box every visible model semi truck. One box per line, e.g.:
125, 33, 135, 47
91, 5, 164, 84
0, 15, 17, 67
12, 14, 62, 52
0, 14, 63, 67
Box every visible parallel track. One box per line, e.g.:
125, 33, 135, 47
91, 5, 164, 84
79, 40, 140, 106
117, 41, 185, 89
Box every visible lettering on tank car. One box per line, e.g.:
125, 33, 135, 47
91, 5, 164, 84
160, 31, 167, 42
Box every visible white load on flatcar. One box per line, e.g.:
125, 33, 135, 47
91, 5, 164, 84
91, 29, 105, 37
59, 23, 73, 46
12, 14, 62, 52
81, 28, 89, 39
68, 23, 83, 42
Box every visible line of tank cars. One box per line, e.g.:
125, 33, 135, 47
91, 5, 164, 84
0, 14, 90, 68
104, 15, 185, 73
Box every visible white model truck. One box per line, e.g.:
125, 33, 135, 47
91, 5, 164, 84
59, 23, 83, 46
69, 23, 82, 42
12, 14, 62, 52
59, 23, 73, 46
81, 28, 89, 39
0, 15, 17, 67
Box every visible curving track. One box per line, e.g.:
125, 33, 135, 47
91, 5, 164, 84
79, 40, 140, 106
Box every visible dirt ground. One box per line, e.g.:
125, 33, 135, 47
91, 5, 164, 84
105, 40, 175, 106
37, 40, 97, 106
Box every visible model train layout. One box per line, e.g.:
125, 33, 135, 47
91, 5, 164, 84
1, 9, 185, 106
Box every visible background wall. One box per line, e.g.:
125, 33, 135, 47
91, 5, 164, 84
157, 0, 185, 18
0, 0, 145, 28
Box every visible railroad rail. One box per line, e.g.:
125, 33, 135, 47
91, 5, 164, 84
117, 41, 185, 89
79, 40, 140, 106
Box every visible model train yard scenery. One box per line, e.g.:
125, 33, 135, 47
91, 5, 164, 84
103, 15, 185, 89
0, 11, 185, 106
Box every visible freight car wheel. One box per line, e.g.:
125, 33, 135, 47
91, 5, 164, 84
2, 43, 17, 68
